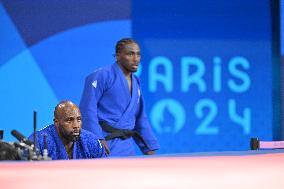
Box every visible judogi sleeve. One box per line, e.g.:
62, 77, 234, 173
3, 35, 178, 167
80, 70, 108, 139
80, 130, 107, 158
134, 93, 160, 154
89, 137, 107, 158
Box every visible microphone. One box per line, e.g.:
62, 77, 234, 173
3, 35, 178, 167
11, 130, 34, 146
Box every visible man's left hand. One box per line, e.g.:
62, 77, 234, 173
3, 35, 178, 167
144, 150, 155, 155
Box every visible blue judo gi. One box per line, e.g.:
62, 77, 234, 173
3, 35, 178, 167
28, 124, 106, 160
80, 63, 160, 156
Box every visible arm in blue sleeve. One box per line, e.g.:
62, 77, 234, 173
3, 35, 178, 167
79, 71, 107, 139
84, 131, 107, 158
95, 139, 107, 158
134, 94, 160, 154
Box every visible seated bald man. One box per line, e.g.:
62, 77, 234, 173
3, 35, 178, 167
29, 101, 106, 160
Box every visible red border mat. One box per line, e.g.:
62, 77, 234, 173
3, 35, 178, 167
1, 152, 284, 189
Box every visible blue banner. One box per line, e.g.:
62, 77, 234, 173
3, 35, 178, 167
0, 0, 276, 153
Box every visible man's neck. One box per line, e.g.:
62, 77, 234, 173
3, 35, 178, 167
65, 142, 74, 159
56, 127, 74, 159
61, 137, 74, 159
117, 62, 131, 78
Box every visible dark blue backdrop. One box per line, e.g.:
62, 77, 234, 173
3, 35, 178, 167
0, 0, 280, 153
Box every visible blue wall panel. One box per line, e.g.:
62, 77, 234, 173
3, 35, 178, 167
0, 0, 278, 153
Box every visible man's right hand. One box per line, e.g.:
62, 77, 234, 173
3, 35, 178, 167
100, 139, 110, 156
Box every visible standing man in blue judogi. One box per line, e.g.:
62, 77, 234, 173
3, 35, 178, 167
80, 38, 160, 156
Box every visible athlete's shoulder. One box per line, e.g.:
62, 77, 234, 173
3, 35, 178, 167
87, 64, 113, 78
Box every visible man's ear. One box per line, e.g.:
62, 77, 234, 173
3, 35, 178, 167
54, 118, 59, 127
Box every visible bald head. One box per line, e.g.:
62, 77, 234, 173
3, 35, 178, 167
54, 101, 80, 120
53, 101, 82, 142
